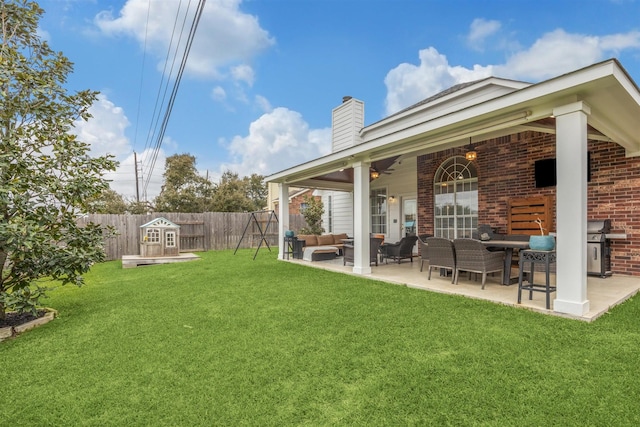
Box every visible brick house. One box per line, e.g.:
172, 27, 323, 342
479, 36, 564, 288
273, 188, 318, 215
267, 59, 640, 317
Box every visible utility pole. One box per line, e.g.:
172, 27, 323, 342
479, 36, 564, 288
134, 151, 140, 203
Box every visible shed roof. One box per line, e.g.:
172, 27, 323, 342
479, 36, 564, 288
140, 217, 180, 229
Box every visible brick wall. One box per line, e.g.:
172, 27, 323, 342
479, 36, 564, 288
417, 131, 640, 276
276, 190, 319, 215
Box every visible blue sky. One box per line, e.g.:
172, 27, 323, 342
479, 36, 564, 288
36, 0, 640, 201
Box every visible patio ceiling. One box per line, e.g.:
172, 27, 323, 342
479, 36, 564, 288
268, 59, 640, 191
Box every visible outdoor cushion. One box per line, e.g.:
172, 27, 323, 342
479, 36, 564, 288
297, 235, 318, 246
317, 234, 335, 246
333, 233, 349, 244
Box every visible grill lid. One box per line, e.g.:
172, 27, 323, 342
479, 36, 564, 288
587, 219, 612, 234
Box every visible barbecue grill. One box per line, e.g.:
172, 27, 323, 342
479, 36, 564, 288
587, 219, 612, 277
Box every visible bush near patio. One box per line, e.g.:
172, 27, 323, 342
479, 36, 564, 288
1, 249, 639, 426
299, 194, 324, 235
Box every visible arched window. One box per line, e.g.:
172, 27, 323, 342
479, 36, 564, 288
433, 156, 478, 239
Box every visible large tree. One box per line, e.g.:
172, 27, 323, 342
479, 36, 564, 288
153, 153, 214, 212
87, 187, 127, 214
245, 173, 268, 211
0, 1, 118, 318
211, 171, 265, 212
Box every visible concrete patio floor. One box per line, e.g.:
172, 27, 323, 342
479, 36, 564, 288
284, 255, 640, 321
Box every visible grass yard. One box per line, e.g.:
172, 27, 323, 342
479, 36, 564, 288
1, 249, 639, 426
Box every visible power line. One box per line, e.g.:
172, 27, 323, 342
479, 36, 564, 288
141, 0, 189, 156
142, 0, 207, 199
132, 0, 153, 153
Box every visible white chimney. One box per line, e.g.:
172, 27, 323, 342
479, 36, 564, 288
331, 96, 364, 152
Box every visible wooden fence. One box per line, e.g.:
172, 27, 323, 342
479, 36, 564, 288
77, 212, 306, 261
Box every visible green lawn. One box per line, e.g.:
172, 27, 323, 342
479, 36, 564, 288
1, 249, 639, 426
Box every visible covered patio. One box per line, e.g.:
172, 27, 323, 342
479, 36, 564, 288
269, 59, 640, 319
285, 256, 640, 321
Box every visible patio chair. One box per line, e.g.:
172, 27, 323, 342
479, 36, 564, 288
380, 235, 418, 264
476, 224, 505, 241
371, 233, 385, 244
344, 237, 384, 266
418, 238, 429, 272
424, 237, 456, 283
453, 238, 505, 289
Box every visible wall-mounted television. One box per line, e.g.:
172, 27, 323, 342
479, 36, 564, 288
534, 152, 591, 188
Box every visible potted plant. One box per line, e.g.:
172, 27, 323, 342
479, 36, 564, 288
529, 218, 555, 250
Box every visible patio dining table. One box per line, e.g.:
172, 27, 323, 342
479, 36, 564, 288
481, 239, 530, 285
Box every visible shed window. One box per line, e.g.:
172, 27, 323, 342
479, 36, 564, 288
166, 231, 176, 248
146, 228, 160, 243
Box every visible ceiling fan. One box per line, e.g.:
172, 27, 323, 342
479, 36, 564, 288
370, 157, 399, 180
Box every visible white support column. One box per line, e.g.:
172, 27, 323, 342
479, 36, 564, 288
352, 161, 372, 274
278, 183, 289, 260
553, 101, 590, 316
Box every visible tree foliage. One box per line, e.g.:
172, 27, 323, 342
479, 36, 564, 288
299, 194, 324, 235
153, 156, 267, 214
87, 187, 127, 214
153, 154, 214, 213
211, 171, 266, 213
245, 173, 268, 211
0, 1, 118, 318
127, 200, 151, 215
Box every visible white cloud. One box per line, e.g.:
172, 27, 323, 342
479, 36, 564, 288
221, 107, 331, 177
494, 29, 602, 80
467, 18, 501, 51
384, 47, 493, 115
71, 94, 167, 200
231, 64, 255, 86
103, 148, 167, 202
597, 31, 640, 52
384, 28, 640, 115
94, 0, 274, 82
74, 94, 131, 159
255, 95, 272, 113
212, 86, 227, 102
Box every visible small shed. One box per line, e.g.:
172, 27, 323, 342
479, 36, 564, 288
140, 217, 180, 257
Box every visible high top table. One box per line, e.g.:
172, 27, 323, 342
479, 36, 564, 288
481, 239, 530, 285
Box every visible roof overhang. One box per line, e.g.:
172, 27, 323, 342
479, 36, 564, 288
267, 59, 640, 189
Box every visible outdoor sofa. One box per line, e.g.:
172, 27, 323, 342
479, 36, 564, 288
295, 233, 350, 261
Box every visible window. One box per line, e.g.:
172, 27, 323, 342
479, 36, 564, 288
370, 188, 387, 234
166, 231, 176, 248
146, 228, 160, 243
434, 156, 478, 239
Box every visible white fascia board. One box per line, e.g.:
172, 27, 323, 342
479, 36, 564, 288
364, 78, 530, 135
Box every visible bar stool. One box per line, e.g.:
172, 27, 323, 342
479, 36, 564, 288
518, 249, 557, 309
